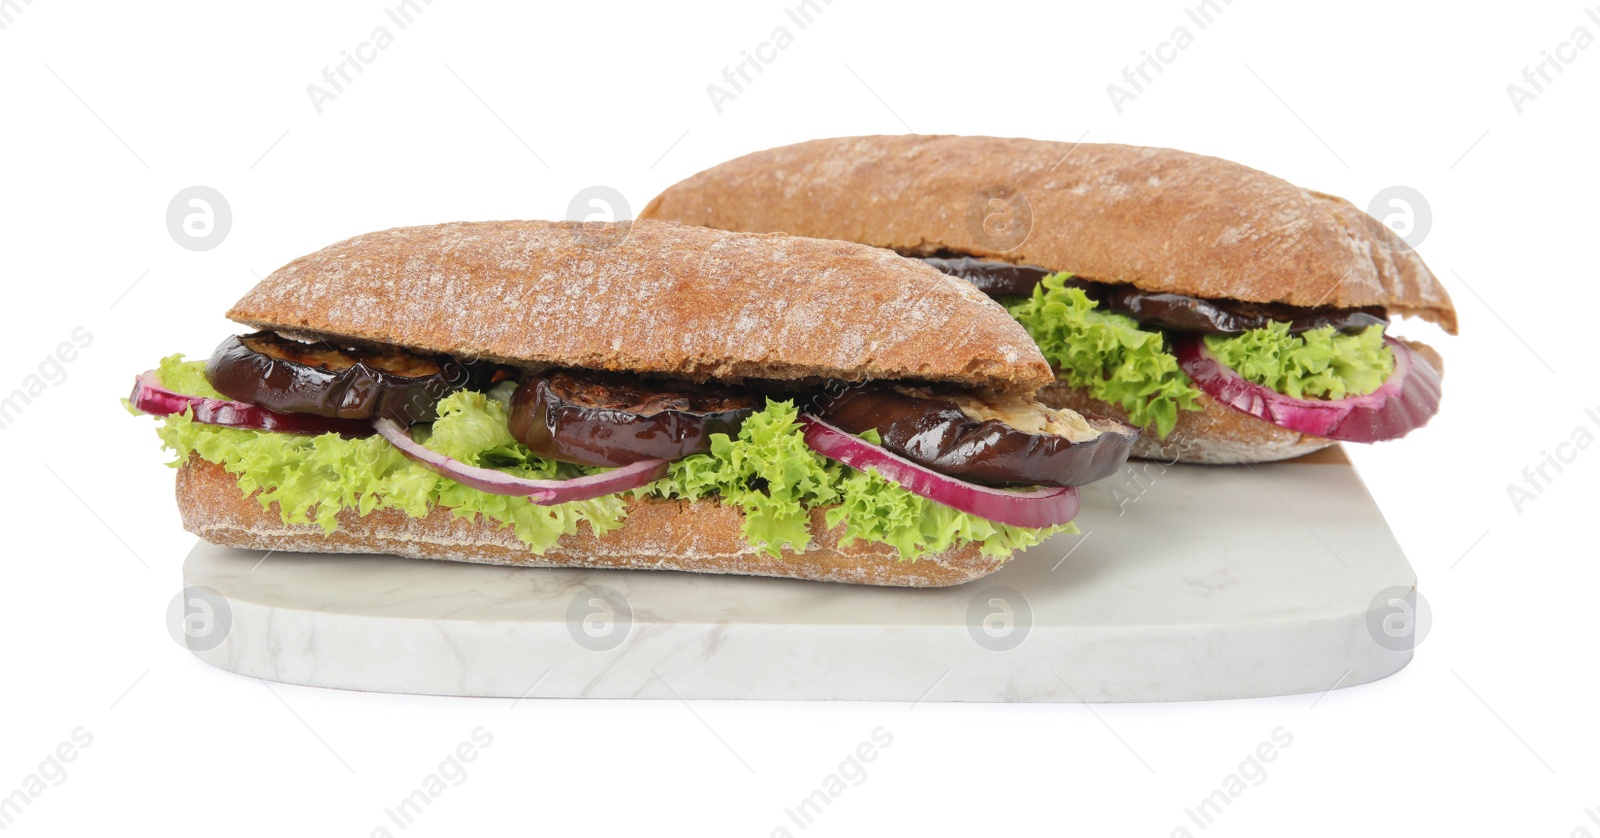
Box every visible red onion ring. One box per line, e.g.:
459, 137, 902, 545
1171, 336, 1442, 442
799, 415, 1081, 529
372, 418, 668, 505
129, 370, 372, 436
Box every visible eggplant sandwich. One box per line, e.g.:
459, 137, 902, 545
128, 220, 1137, 587
641, 135, 1456, 464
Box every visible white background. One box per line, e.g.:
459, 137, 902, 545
1, 1, 1596, 835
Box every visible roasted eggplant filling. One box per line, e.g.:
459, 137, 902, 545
201, 332, 1128, 490
508, 370, 762, 468
917, 255, 1386, 334
1098, 288, 1385, 335
205, 332, 498, 423
816, 386, 1136, 488
144, 332, 1135, 541
916, 255, 1053, 297
921, 254, 1382, 335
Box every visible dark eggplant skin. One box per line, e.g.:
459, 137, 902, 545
918, 255, 1386, 334
1097, 286, 1387, 335
815, 387, 1138, 488
508, 371, 762, 468
204, 333, 494, 424
918, 256, 1053, 297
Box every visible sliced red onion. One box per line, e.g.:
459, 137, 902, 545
799, 415, 1081, 529
372, 418, 668, 505
1171, 336, 1442, 443
129, 370, 372, 436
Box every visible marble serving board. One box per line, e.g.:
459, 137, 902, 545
180, 446, 1419, 702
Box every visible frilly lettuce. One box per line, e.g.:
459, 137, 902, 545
145, 358, 1065, 561
825, 466, 1071, 559
642, 398, 841, 554
640, 399, 1071, 558
1007, 274, 1399, 434
153, 356, 625, 551
158, 353, 226, 399
1204, 323, 1394, 400
1007, 273, 1201, 438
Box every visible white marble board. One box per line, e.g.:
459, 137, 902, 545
180, 446, 1419, 702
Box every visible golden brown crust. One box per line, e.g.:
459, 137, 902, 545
641, 135, 1458, 334
175, 458, 1007, 588
1037, 383, 1334, 465
227, 219, 1052, 394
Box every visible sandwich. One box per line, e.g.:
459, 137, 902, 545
640, 135, 1455, 464
128, 219, 1138, 587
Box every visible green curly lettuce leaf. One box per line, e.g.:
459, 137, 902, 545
152, 357, 626, 551
159, 352, 226, 399
646, 400, 839, 554
824, 466, 1072, 559
640, 399, 1071, 558
1204, 323, 1394, 400
643, 398, 842, 554
144, 359, 1066, 561
1007, 273, 1201, 438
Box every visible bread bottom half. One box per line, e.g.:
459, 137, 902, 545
175, 458, 1007, 587
1038, 383, 1334, 465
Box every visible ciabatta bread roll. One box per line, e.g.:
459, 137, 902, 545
642, 136, 1454, 463
133, 219, 1134, 587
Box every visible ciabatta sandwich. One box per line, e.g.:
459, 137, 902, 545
641, 135, 1454, 464
130, 219, 1136, 587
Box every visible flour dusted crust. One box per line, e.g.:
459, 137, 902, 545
640, 135, 1458, 333
227, 219, 1053, 394
175, 459, 1007, 588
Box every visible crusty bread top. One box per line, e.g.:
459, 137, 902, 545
641, 135, 1458, 334
227, 219, 1053, 393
